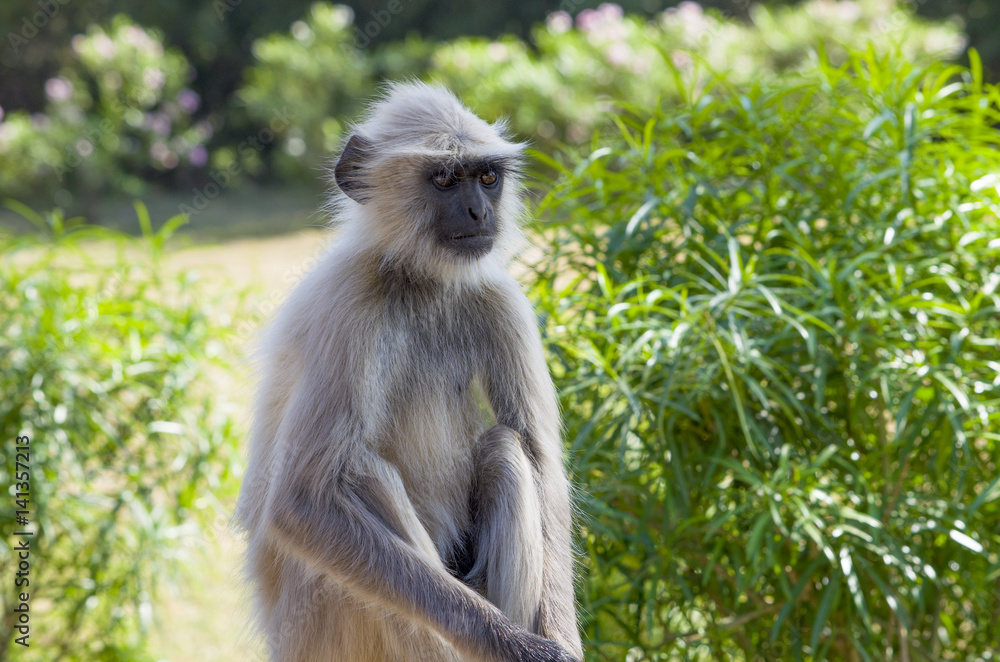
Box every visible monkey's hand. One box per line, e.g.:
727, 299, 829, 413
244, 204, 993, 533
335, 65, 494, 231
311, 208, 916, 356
516, 631, 582, 662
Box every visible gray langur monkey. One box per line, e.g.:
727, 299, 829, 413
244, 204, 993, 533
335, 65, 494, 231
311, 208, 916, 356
233, 82, 583, 662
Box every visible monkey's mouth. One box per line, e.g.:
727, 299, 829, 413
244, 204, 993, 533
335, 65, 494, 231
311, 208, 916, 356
447, 233, 494, 257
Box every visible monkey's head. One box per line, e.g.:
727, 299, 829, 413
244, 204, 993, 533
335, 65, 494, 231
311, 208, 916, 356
332, 82, 526, 281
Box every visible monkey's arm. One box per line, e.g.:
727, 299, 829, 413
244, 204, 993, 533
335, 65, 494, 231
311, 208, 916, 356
262, 372, 579, 662
480, 287, 583, 657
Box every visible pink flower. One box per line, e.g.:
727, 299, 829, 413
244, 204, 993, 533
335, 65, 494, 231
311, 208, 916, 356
151, 142, 178, 168
546, 11, 572, 34
188, 145, 208, 167
578, 4, 627, 41
598, 3, 624, 22
606, 43, 630, 66
89, 33, 116, 59
195, 120, 214, 141
487, 42, 509, 63
671, 50, 692, 69
178, 89, 200, 114
577, 9, 600, 33
145, 112, 172, 136
45, 77, 74, 102
143, 68, 165, 91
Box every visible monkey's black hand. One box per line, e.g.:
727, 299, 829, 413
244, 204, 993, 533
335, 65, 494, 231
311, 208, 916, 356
519, 632, 582, 662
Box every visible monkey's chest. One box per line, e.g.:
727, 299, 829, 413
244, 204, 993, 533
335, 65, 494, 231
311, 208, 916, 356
380, 358, 491, 559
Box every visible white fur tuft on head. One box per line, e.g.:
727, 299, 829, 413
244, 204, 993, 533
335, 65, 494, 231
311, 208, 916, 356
355, 81, 524, 161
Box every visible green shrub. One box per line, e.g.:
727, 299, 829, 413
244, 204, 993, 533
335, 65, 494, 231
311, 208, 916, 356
529, 49, 1000, 660
0, 204, 241, 661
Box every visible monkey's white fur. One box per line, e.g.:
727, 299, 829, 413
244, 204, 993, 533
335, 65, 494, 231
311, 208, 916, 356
235, 82, 581, 662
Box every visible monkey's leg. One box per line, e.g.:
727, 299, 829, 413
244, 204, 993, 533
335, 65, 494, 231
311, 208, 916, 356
466, 424, 545, 631
479, 304, 583, 657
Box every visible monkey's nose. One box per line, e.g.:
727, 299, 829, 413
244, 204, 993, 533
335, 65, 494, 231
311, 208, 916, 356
468, 207, 479, 221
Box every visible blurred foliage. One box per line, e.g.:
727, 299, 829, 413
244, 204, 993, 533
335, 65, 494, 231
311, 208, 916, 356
1, 0, 998, 116
0, 1, 713, 113
0, 0, 706, 196
528, 48, 1000, 660
234, 3, 433, 182
231, 0, 964, 184
0, 204, 242, 660
0, 16, 208, 206
234, 4, 367, 182
1, 0, 998, 208
0, 0, 685, 113
914, 0, 1000, 84
432, 0, 964, 149
0, 0, 974, 206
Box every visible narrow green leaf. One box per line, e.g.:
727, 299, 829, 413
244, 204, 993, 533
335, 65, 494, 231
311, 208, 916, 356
811, 573, 841, 651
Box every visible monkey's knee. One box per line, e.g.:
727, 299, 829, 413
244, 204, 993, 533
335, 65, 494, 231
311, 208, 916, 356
474, 424, 532, 491
477, 423, 520, 449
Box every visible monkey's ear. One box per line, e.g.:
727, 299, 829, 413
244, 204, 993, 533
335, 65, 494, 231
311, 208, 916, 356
334, 134, 374, 204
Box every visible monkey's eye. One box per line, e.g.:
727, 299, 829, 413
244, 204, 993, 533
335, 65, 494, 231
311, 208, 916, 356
433, 172, 456, 189
480, 170, 498, 187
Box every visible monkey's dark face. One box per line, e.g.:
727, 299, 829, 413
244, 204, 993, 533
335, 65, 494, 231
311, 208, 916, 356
427, 161, 503, 258
334, 134, 519, 263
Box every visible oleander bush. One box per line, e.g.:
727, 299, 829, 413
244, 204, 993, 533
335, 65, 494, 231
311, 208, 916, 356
0, 204, 241, 661
432, 0, 965, 148
529, 49, 1000, 660
0, 1, 975, 206
234, 2, 434, 182
234, 3, 372, 183
231, 0, 963, 182
0, 16, 208, 206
